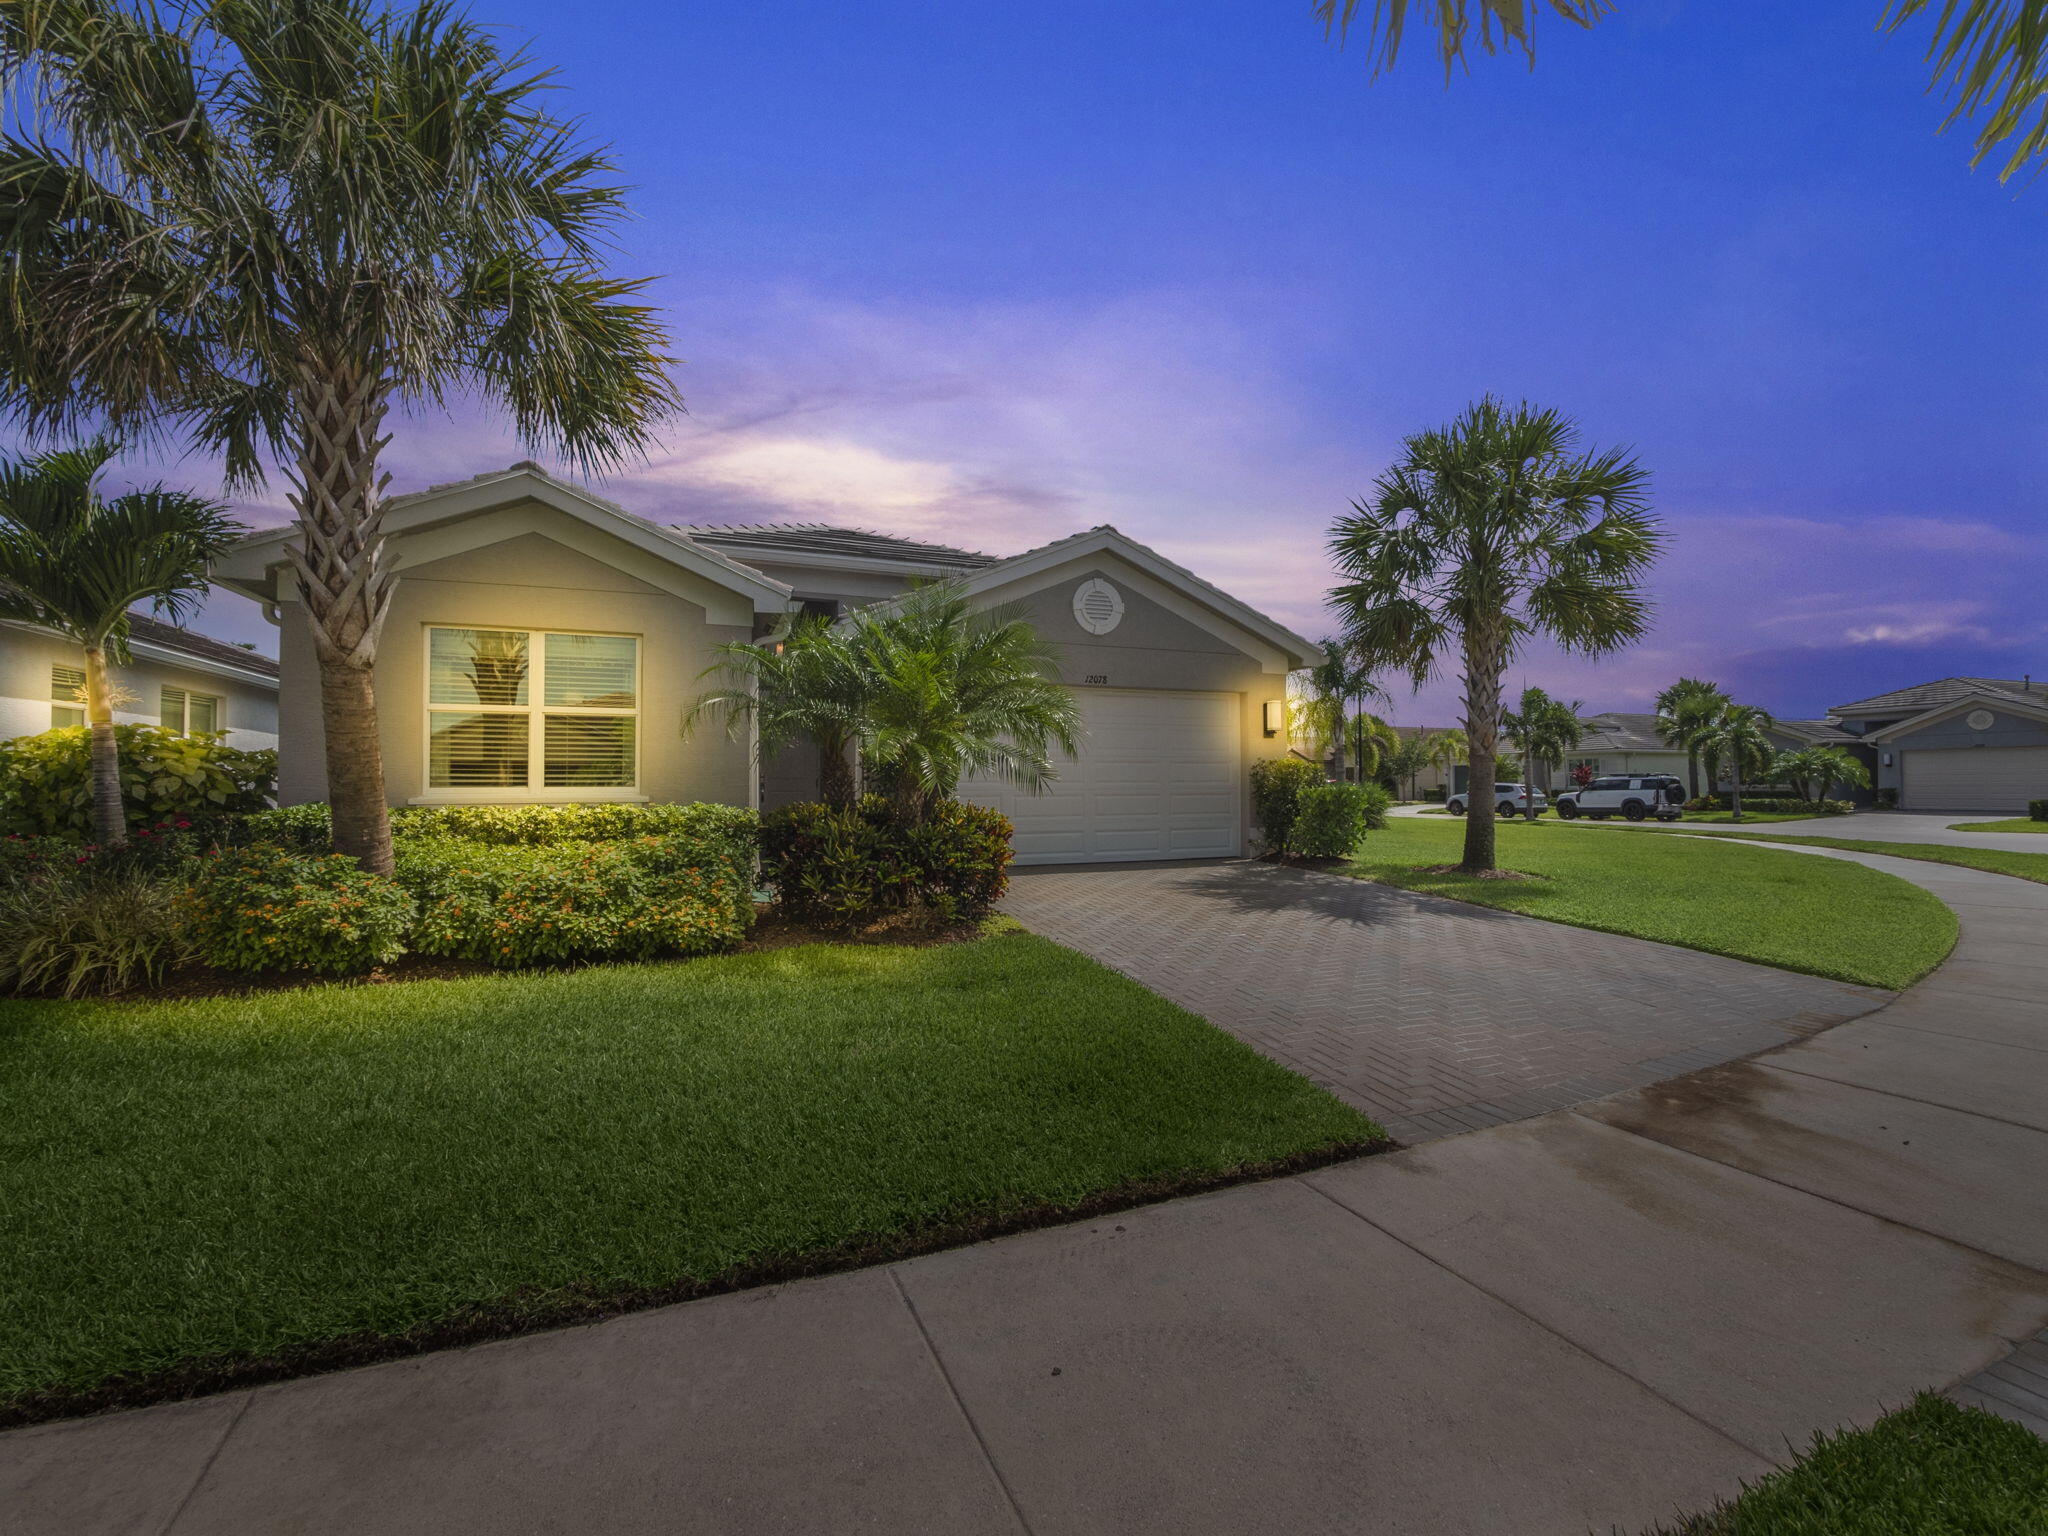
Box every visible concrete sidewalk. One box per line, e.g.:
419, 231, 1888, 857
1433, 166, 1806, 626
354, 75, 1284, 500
8, 847, 2048, 1535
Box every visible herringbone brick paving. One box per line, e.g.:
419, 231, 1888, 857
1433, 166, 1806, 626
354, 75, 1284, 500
1002, 859, 1892, 1143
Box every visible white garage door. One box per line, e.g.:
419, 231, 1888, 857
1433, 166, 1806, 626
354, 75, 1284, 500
1903, 746, 2048, 811
958, 688, 1242, 865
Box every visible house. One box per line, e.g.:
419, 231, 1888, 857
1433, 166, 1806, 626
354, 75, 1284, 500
0, 612, 280, 749
211, 462, 1321, 864
1551, 712, 1691, 791
1827, 675, 2048, 812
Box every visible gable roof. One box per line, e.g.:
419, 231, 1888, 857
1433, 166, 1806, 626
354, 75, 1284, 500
1773, 717, 1859, 745
125, 613, 279, 681
1831, 676, 2042, 717
679, 523, 995, 572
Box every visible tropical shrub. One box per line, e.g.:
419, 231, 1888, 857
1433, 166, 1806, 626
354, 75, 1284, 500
239, 800, 760, 859
1292, 784, 1378, 858
2031, 799, 2047, 823
186, 845, 415, 975
397, 836, 750, 966
1250, 757, 1327, 855
1696, 796, 1854, 816
0, 866, 195, 997
760, 796, 1013, 929
233, 803, 336, 850
0, 726, 274, 839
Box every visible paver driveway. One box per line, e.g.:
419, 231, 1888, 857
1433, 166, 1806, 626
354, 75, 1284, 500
1001, 860, 1890, 1142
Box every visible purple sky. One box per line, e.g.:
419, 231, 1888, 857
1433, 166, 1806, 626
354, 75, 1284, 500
127, 2, 2048, 728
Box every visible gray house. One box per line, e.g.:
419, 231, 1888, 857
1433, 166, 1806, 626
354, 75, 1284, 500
1828, 676, 2048, 812
0, 612, 279, 749
213, 462, 1320, 864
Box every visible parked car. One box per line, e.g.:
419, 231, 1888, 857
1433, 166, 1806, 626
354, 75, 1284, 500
1555, 775, 1686, 822
1445, 782, 1549, 817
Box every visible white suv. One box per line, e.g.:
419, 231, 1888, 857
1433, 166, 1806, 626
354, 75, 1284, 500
1445, 782, 1549, 818
1555, 775, 1686, 822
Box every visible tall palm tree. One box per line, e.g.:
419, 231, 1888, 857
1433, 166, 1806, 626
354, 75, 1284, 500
1501, 686, 1584, 821
1329, 398, 1659, 872
0, 443, 244, 844
1316, 2, 2048, 183
1655, 676, 1729, 801
849, 585, 1082, 824
1693, 703, 1777, 822
689, 615, 869, 807
0, 0, 679, 873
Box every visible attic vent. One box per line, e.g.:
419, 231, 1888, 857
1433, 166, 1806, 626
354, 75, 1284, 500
1072, 577, 1124, 636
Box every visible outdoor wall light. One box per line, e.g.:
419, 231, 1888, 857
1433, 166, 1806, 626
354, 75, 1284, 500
1263, 699, 1284, 738
1881, 752, 1893, 767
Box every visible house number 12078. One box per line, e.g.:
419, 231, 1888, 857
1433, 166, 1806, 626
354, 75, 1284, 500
1083, 674, 1109, 685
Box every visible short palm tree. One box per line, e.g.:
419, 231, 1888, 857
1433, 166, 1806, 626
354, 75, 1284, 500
689, 616, 869, 807
1329, 398, 1659, 872
850, 585, 1082, 824
0, 0, 679, 872
1693, 704, 1777, 821
0, 443, 245, 844
1424, 726, 1467, 797
1501, 686, 1584, 821
1770, 744, 1872, 806
1655, 677, 1729, 801
1302, 640, 1388, 783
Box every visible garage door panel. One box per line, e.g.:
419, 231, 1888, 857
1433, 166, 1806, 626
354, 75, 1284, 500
958, 688, 1244, 865
1904, 746, 2048, 812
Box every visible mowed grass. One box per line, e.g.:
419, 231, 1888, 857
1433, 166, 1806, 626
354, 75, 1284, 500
0, 929, 1380, 1412
1670, 830, 2048, 887
1949, 817, 2048, 834
1644, 1393, 2048, 1535
1347, 818, 1954, 989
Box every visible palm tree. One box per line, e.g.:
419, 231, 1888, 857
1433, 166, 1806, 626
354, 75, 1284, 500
1693, 704, 1777, 822
1315, 3, 2048, 183
689, 615, 869, 807
849, 585, 1082, 824
1501, 687, 1585, 821
1655, 677, 1729, 801
0, 443, 244, 844
0, 0, 679, 873
1345, 709, 1401, 786
1424, 727, 1467, 799
1329, 398, 1659, 872
1302, 641, 1387, 783
1770, 744, 1873, 806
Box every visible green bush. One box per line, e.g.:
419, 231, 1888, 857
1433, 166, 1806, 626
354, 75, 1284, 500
397, 835, 751, 967
1698, 796, 1853, 816
760, 796, 1013, 930
1420, 785, 1447, 803
1250, 757, 1327, 855
0, 866, 195, 997
234, 803, 335, 851
2031, 799, 2048, 823
0, 726, 275, 839
390, 801, 757, 852
187, 844, 415, 975
1292, 785, 1371, 858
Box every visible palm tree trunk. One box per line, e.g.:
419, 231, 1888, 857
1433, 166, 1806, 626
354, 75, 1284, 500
82, 644, 125, 847
282, 364, 397, 875
819, 728, 856, 807
1523, 745, 1537, 822
1687, 749, 1699, 802
1460, 623, 1505, 873
1729, 767, 1744, 822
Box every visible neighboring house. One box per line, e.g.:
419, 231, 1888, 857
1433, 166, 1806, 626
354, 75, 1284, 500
211, 462, 1320, 865
1551, 712, 1691, 791
0, 612, 279, 749
1827, 675, 2048, 812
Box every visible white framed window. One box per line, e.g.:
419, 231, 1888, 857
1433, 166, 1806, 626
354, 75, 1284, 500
161, 685, 222, 735
423, 626, 640, 799
51, 664, 85, 729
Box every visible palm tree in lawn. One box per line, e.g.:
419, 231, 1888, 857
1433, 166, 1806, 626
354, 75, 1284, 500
1316, 3, 2048, 185
689, 615, 869, 807
0, 0, 678, 873
0, 443, 244, 844
1693, 704, 1777, 822
1329, 397, 1659, 873
1501, 686, 1585, 822
1655, 677, 1729, 802
850, 584, 1082, 825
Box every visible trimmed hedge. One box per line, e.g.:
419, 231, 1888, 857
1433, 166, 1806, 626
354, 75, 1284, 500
239, 800, 760, 857
0, 726, 275, 839
397, 836, 752, 967
760, 797, 1012, 930
1697, 796, 1853, 816
1292, 783, 1387, 858
186, 845, 415, 976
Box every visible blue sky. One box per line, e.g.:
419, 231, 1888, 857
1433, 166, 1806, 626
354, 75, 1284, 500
177, 0, 2048, 725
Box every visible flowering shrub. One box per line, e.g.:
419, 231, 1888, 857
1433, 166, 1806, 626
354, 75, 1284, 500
398, 836, 750, 966
0, 725, 275, 838
760, 797, 1012, 930
186, 844, 415, 975
1571, 763, 1596, 789
1291, 783, 1385, 858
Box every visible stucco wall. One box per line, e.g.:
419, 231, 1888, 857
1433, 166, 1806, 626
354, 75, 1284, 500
1888, 706, 2048, 752
1, 623, 278, 748
274, 530, 755, 809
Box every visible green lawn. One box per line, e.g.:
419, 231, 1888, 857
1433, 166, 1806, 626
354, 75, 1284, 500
1671, 830, 2048, 887
0, 928, 1380, 1418
1949, 817, 2048, 834
1347, 818, 1954, 989
1645, 1394, 2048, 1534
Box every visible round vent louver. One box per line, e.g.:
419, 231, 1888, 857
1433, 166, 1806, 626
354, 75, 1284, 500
1072, 578, 1124, 636
1966, 708, 1995, 731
